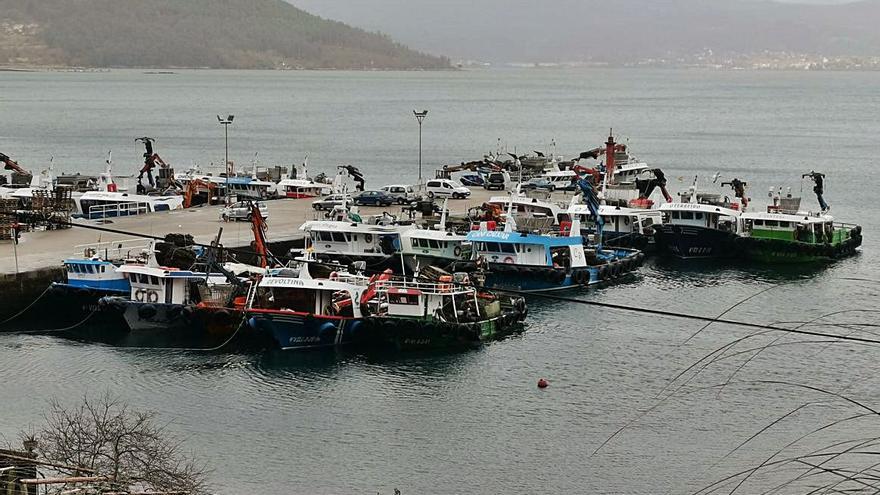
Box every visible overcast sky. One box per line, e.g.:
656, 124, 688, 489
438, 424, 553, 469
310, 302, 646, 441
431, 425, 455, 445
289, 0, 877, 62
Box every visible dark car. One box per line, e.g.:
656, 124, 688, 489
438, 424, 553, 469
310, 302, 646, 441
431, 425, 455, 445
353, 190, 395, 207
483, 172, 507, 190
521, 177, 555, 191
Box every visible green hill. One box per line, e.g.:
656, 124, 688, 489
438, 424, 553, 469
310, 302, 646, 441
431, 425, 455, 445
0, 0, 450, 69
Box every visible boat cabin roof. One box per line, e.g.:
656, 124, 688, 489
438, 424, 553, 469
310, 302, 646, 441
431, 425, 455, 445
63, 258, 114, 266
257, 276, 364, 294
467, 229, 581, 247
116, 264, 206, 279
402, 228, 467, 241
300, 221, 408, 234
742, 211, 832, 225
568, 204, 662, 217
659, 202, 741, 217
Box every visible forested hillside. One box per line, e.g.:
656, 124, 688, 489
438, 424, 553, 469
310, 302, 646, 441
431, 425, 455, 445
0, 0, 450, 69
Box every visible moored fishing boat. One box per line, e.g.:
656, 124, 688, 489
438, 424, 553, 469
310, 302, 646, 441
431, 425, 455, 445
736, 179, 862, 263
300, 211, 414, 271
244, 265, 370, 350
97, 251, 251, 348
460, 224, 642, 292
653, 177, 748, 259
567, 202, 662, 251
399, 200, 471, 272
359, 273, 527, 350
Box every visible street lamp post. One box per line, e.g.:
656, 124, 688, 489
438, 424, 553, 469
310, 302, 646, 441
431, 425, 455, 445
413, 110, 428, 184
217, 114, 235, 205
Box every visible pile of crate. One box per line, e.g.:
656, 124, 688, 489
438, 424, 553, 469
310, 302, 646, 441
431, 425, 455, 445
31, 186, 72, 230
0, 198, 17, 241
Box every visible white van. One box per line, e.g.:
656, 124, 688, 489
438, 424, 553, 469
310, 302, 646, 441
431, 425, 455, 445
425, 179, 471, 199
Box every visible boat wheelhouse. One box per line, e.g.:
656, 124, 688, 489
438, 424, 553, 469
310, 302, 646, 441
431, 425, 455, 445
464, 226, 642, 292
653, 201, 744, 259
275, 178, 330, 199
245, 270, 367, 350
567, 203, 663, 251
300, 220, 414, 266
486, 193, 565, 225
400, 228, 471, 272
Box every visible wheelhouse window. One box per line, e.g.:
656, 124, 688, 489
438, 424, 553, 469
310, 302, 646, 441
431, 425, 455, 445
428, 240, 440, 249
680, 211, 694, 220
331, 232, 346, 242
389, 293, 420, 305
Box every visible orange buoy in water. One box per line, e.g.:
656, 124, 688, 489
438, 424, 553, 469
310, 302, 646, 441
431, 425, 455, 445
537, 378, 549, 389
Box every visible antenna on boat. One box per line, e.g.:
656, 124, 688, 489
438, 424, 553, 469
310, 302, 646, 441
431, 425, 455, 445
439, 197, 449, 231
503, 192, 517, 233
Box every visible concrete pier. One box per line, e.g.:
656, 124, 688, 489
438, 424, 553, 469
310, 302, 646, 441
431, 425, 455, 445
0, 188, 513, 318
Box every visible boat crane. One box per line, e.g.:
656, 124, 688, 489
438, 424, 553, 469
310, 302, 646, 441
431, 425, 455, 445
802, 171, 828, 212
0, 152, 31, 178
572, 164, 607, 254
135, 137, 169, 189
721, 178, 749, 208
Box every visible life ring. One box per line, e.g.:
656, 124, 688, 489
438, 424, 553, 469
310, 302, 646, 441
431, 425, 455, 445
364, 233, 373, 243
503, 256, 515, 264
453, 245, 462, 257
146, 290, 159, 303
135, 289, 146, 302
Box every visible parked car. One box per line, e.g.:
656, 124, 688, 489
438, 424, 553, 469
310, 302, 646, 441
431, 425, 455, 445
353, 190, 395, 207
311, 194, 352, 211
521, 177, 556, 192
380, 184, 417, 204
460, 174, 484, 187
483, 172, 507, 191
425, 179, 471, 199
220, 201, 269, 221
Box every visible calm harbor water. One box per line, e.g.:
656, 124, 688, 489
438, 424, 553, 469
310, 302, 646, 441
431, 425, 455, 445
1, 68, 880, 494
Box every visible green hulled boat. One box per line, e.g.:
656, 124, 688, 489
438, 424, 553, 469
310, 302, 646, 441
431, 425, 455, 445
737, 201, 861, 263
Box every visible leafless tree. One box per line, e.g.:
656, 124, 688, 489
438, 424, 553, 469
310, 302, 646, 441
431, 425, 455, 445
29, 393, 210, 495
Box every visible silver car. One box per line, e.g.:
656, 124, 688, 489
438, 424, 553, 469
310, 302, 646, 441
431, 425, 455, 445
220, 201, 269, 221
311, 194, 353, 211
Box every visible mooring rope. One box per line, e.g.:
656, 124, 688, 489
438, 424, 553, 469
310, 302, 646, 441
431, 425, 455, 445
0, 285, 52, 327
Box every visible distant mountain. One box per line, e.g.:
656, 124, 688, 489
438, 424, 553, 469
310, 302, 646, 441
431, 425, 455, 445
288, 0, 880, 62
0, 0, 450, 69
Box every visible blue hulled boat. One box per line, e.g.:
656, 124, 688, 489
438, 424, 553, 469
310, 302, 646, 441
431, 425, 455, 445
464, 224, 642, 292
245, 266, 370, 350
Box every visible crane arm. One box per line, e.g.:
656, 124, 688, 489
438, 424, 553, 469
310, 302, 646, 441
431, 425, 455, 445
572, 168, 604, 251
0, 153, 30, 176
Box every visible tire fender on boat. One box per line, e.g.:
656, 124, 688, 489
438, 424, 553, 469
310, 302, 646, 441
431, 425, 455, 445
318, 321, 337, 340
553, 270, 565, 283
137, 304, 157, 320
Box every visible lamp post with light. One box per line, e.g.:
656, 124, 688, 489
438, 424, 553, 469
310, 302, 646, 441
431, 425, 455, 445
413, 110, 428, 184
217, 114, 234, 205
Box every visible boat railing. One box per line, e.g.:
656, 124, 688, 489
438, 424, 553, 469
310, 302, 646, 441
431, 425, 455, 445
73, 239, 152, 261
373, 278, 472, 295
88, 201, 150, 220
